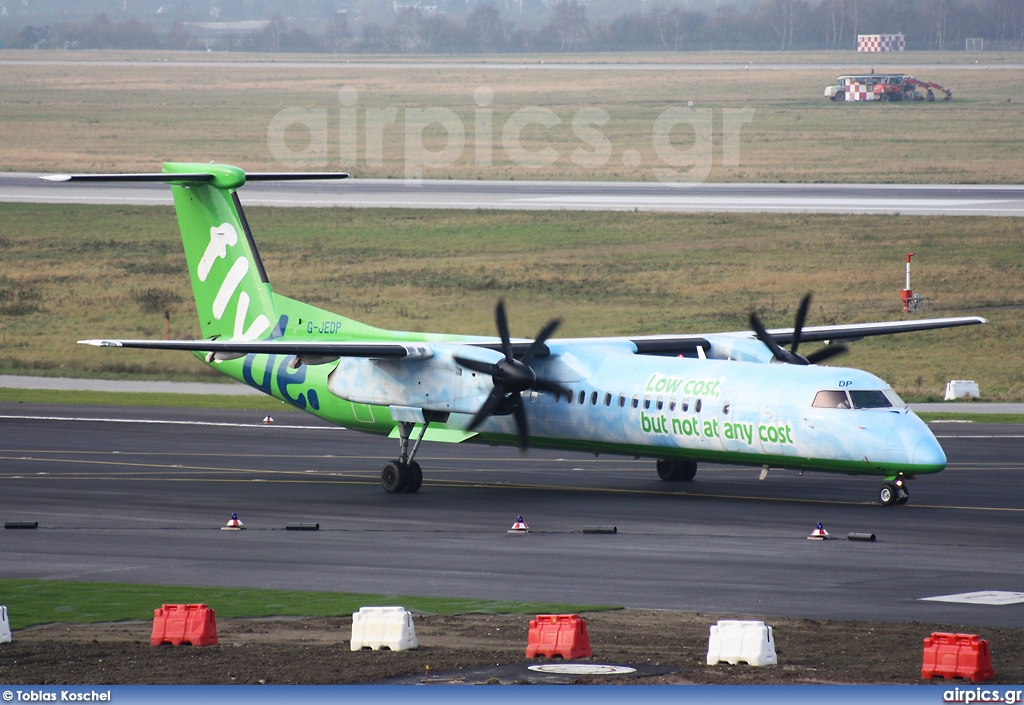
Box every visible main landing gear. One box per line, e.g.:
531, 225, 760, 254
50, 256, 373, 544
656, 458, 698, 482
381, 420, 429, 493
878, 473, 910, 505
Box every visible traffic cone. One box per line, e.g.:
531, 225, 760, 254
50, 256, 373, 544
222, 512, 245, 531
807, 522, 830, 540
263, 416, 274, 424
508, 515, 530, 533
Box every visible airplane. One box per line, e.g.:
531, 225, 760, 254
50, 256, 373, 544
46, 163, 987, 506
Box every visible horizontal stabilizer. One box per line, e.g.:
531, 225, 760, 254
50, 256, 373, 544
42, 172, 348, 185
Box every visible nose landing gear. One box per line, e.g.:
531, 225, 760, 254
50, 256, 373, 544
879, 474, 910, 505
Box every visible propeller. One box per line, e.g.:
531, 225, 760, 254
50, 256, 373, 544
453, 301, 570, 450
749, 293, 847, 365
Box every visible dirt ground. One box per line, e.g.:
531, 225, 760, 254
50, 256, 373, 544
2, 610, 1021, 685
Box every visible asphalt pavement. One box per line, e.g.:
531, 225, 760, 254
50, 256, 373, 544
1, 403, 1022, 629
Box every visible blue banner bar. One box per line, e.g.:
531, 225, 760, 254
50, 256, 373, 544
2, 686, 1024, 705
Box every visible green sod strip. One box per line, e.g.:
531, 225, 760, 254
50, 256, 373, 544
918, 413, 1024, 425
0, 580, 618, 631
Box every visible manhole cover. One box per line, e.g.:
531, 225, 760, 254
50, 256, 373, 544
528, 664, 637, 675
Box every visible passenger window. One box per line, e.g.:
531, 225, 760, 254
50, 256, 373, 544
850, 390, 893, 409
591, 391, 598, 406
566, 390, 573, 404
643, 395, 651, 410
619, 394, 626, 408
632, 395, 639, 409
695, 399, 702, 413
669, 398, 676, 411
578, 390, 586, 405
722, 402, 730, 415
812, 390, 851, 409
604, 392, 612, 407
656, 396, 664, 410
682, 398, 689, 412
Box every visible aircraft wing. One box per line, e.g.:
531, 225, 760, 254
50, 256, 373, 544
81, 315, 985, 361
759, 315, 986, 345
77, 337, 549, 360
78, 338, 427, 359
626, 316, 986, 356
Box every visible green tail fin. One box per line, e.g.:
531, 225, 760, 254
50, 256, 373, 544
164, 162, 277, 341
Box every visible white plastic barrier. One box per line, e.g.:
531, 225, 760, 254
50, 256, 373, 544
945, 380, 980, 400
350, 606, 418, 651
0, 605, 11, 644
707, 620, 777, 666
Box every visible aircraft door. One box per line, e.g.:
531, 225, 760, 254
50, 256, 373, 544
758, 392, 783, 455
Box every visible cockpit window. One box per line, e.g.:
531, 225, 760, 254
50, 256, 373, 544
850, 390, 894, 409
812, 390, 851, 409
883, 388, 906, 407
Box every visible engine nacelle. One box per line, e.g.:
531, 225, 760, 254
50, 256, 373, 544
326, 345, 497, 414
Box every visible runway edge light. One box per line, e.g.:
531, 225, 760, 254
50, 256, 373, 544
222, 512, 245, 531
509, 515, 530, 533
808, 522, 831, 540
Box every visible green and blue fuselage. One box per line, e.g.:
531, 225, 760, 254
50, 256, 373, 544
66, 161, 979, 489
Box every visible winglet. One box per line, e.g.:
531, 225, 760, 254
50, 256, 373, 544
77, 339, 123, 347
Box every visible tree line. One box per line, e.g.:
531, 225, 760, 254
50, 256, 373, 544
3, 0, 1022, 53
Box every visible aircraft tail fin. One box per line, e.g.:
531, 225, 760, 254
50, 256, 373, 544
46, 164, 348, 341
164, 163, 278, 341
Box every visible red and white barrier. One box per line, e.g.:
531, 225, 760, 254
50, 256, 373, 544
858, 33, 905, 52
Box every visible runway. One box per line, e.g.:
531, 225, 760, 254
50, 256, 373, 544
3, 173, 1024, 216
2, 402, 1023, 628
3, 59, 1023, 72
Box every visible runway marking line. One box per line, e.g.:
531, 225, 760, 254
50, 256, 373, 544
0, 414, 339, 430
3, 454, 1023, 512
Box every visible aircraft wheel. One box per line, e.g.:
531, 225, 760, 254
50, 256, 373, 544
381, 461, 409, 493
403, 461, 423, 493
879, 483, 897, 505
656, 459, 677, 481
677, 460, 698, 482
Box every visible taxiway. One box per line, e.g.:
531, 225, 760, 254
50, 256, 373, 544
1, 403, 1022, 628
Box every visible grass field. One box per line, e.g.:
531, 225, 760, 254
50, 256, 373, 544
1, 202, 1020, 400
0, 579, 612, 630
0, 50, 1022, 182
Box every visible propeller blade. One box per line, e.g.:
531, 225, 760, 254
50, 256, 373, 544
749, 311, 799, 364
495, 300, 513, 362
511, 393, 529, 451
532, 377, 572, 397
521, 317, 561, 365
791, 293, 811, 355
805, 344, 848, 365
453, 355, 497, 376
466, 386, 506, 431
